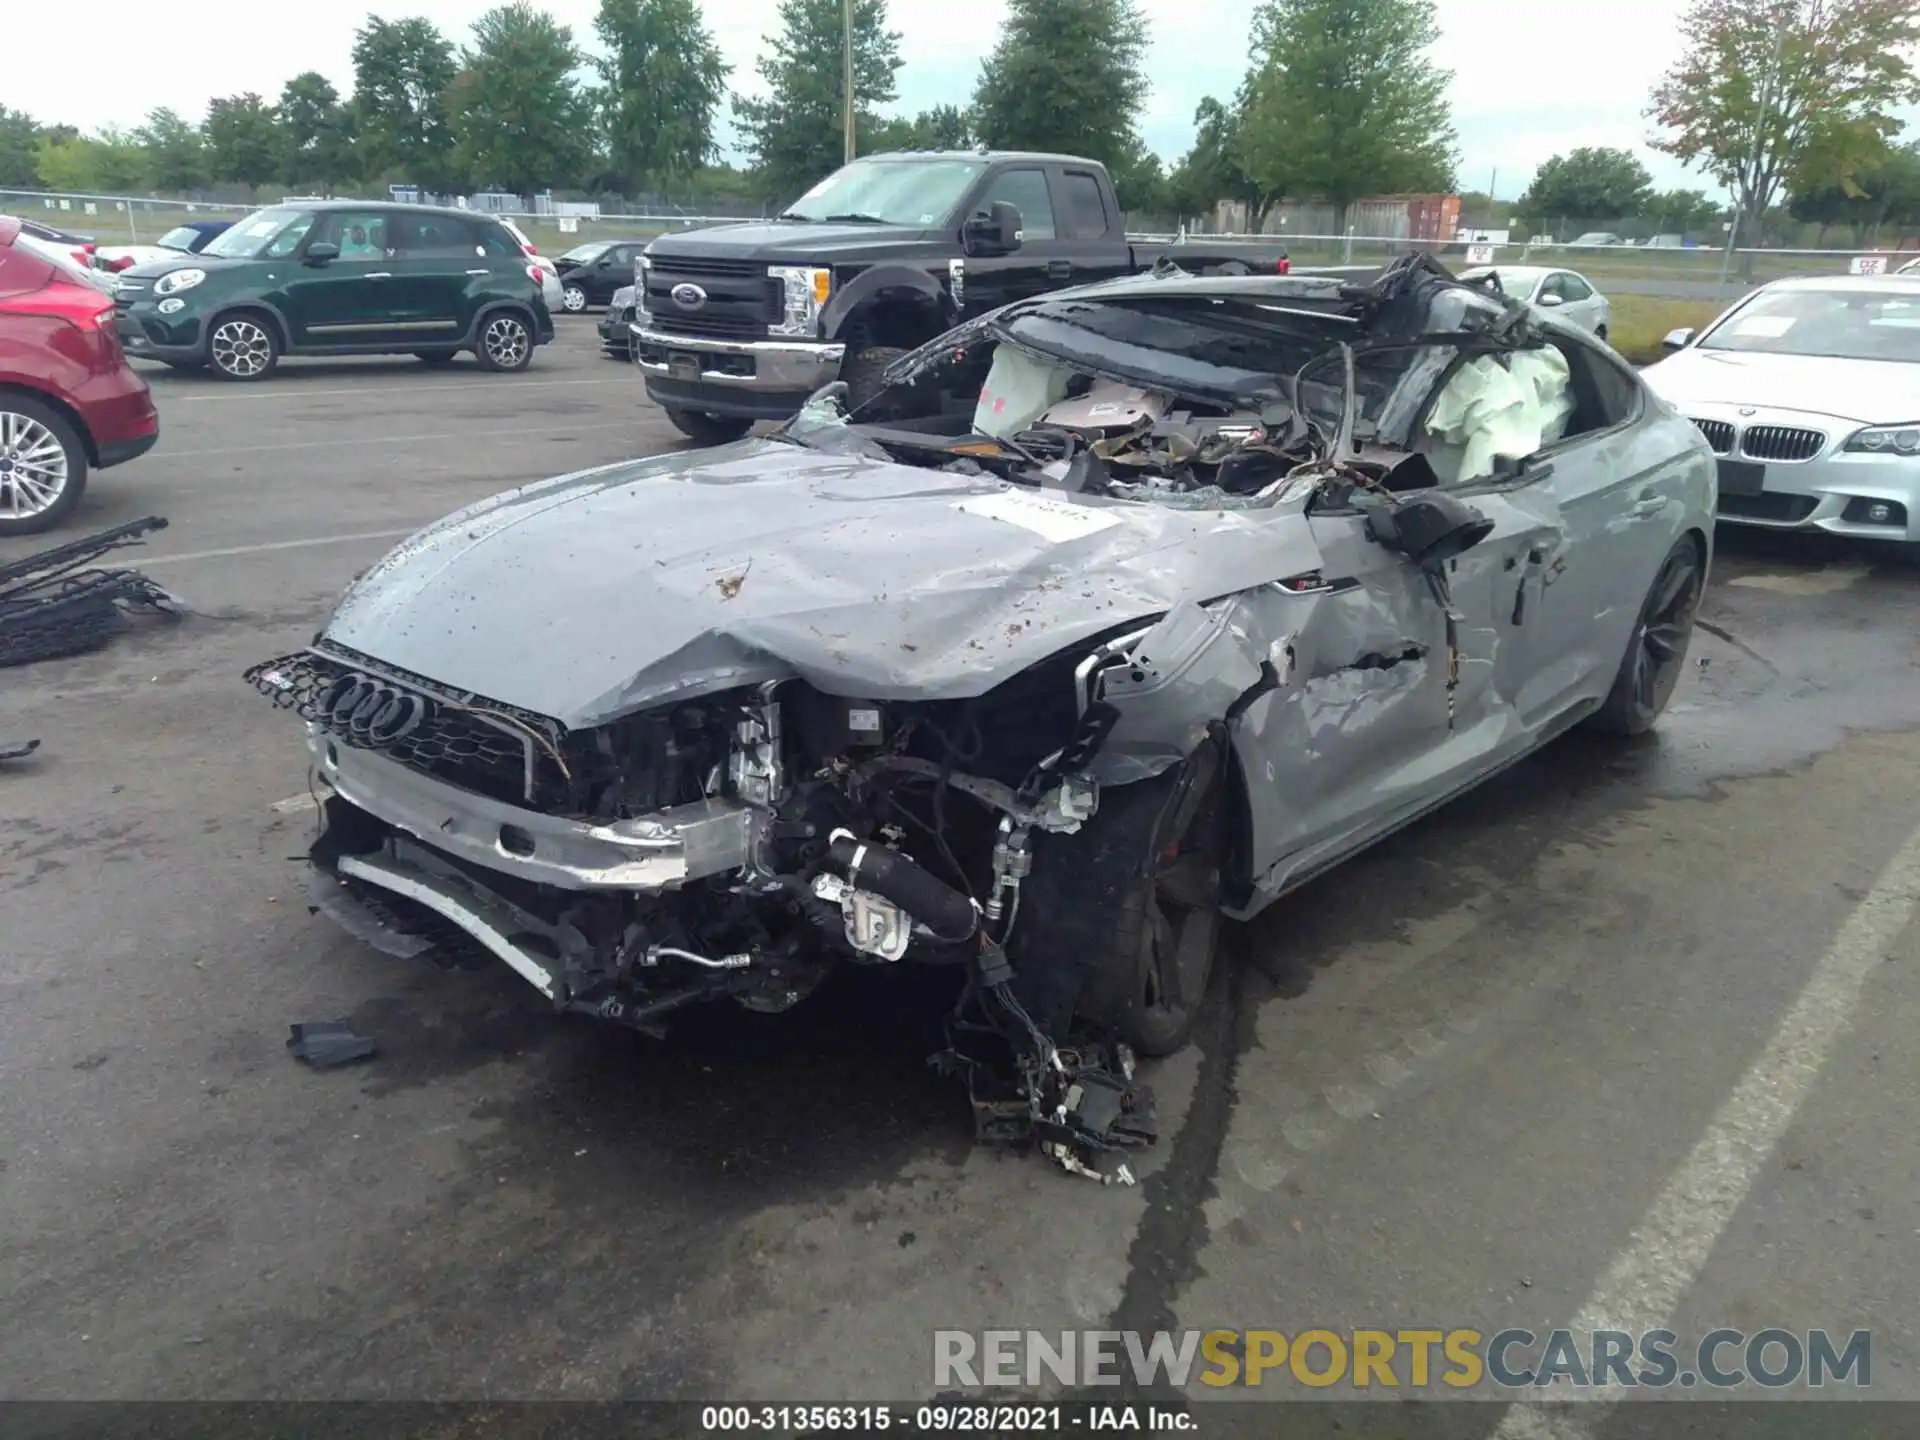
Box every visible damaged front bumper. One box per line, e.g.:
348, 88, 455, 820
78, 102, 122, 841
313, 732, 759, 891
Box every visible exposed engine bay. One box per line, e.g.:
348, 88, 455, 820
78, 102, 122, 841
256, 639, 1166, 1181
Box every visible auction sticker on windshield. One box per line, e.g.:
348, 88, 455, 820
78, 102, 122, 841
956, 490, 1124, 543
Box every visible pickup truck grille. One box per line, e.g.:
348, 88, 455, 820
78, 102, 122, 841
643, 256, 776, 342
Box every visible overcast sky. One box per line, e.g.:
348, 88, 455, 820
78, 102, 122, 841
16, 0, 1719, 199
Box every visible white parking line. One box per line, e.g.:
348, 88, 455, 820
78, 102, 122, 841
152, 419, 644, 460
161, 376, 633, 403
1491, 816, 1920, 1437
136, 529, 423, 568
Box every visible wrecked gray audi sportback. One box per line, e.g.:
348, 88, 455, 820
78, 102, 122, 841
249, 254, 1713, 1167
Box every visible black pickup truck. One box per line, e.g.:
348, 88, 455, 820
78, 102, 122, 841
629, 150, 1290, 443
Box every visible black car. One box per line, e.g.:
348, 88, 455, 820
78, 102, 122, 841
597, 284, 638, 358
553, 239, 647, 314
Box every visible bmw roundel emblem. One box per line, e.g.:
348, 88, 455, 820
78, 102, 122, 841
671, 282, 708, 310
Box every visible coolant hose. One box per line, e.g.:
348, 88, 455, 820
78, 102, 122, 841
824, 836, 978, 940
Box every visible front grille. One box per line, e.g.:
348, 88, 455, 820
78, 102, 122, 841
1717, 492, 1819, 523
1740, 425, 1825, 462
1691, 418, 1734, 454
245, 648, 569, 809
644, 310, 768, 340
649, 256, 768, 280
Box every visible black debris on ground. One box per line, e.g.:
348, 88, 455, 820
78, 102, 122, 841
286, 1021, 379, 1070
0, 738, 39, 763
0, 517, 185, 669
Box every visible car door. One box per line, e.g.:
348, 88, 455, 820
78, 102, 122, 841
1052, 166, 1132, 289
586, 245, 635, 304
276, 210, 399, 346
383, 212, 480, 345
955, 166, 1061, 317
1490, 337, 1676, 721
1556, 272, 1606, 334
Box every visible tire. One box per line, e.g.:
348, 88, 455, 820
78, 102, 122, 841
0, 394, 89, 536
663, 407, 753, 445
561, 284, 589, 314
414, 350, 459, 365
206, 312, 280, 381
840, 345, 911, 416
1011, 733, 1229, 1056
1587, 534, 1705, 735
476, 311, 534, 372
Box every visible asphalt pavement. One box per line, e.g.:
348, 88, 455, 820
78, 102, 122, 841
3, 325, 1919, 1423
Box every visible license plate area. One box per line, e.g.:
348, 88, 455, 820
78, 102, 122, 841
1717, 459, 1765, 496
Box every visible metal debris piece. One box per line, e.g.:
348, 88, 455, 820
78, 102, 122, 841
286, 1020, 378, 1069
0, 517, 184, 669
932, 941, 1159, 1183
0, 738, 39, 762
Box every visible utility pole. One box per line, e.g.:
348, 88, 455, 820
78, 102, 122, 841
1721, 19, 1788, 283
843, 0, 857, 164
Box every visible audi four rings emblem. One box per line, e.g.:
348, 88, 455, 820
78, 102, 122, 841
671, 282, 708, 310
318, 672, 432, 744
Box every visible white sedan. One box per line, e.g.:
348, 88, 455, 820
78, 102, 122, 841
1459, 265, 1612, 342
1641, 273, 1920, 544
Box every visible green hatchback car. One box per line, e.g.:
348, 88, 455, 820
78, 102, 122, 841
113, 201, 556, 381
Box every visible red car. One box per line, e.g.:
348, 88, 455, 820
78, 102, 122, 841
0, 214, 158, 535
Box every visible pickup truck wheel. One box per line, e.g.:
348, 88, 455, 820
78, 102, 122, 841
1010, 734, 1228, 1057
841, 345, 911, 416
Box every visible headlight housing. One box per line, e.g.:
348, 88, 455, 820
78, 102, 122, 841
768, 265, 831, 337
154, 268, 206, 296
1844, 424, 1920, 456
157, 297, 185, 315
634, 254, 651, 315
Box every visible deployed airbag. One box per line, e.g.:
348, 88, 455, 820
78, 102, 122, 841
1423, 348, 1573, 483
974, 345, 1072, 438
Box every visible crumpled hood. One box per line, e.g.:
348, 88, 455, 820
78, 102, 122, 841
320, 439, 1317, 727
1641, 348, 1918, 425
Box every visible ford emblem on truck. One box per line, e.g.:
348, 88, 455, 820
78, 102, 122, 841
671, 283, 708, 310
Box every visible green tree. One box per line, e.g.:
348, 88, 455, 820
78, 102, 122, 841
0, 107, 40, 188
732, 0, 903, 201
1110, 137, 1169, 215
1649, 187, 1725, 232
1238, 0, 1458, 232
1649, 0, 1920, 244
1517, 147, 1655, 223
203, 94, 284, 191
449, 4, 588, 195
1789, 137, 1920, 241
280, 73, 354, 192
593, 0, 729, 193
136, 107, 207, 193
36, 129, 146, 193
903, 104, 974, 150
351, 15, 460, 190
1166, 95, 1282, 223
970, 0, 1150, 173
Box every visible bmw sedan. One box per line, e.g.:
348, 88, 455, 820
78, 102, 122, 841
1641, 274, 1920, 542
